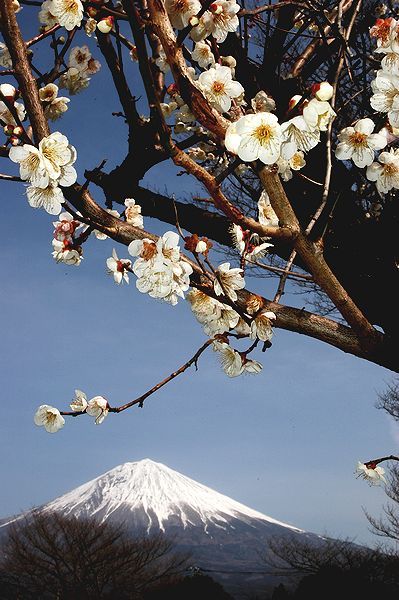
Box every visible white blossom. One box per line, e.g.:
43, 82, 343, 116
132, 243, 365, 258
128, 231, 193, 305
205, 1, 240, 43
106, 248, 131, 285
52, 238, 82, 264
302, 98, 336, 132
0, 43, 12, 68
366, 148, 399, 193
277, 151, 306, 181
214, 261, 245, 301
225, 112, 282, 164
251, 90, 276, 113
34, 405, 65, 433
155, 49, 170, 74
192, 41, 214, 68
370, 70, 399, 128
198, 64, 244, 113
59, 67, 90, 95
0, 99, 25, 127
258, 191, 279, 228
70, 389, 88, 412
124, 198, 144, 228
38, 0, 58, 29
250, 310, 276, 342
243, 358, 263, 374
27, 184, 65, 215
86, 396, 109, 425
335, 118, 387, 168
68, 45, 92, 72
165, 0, 201, 29
356, 461, 386, 485
213, 341, 244, 377
51, 0, 84, 31
280, 115, 320, 159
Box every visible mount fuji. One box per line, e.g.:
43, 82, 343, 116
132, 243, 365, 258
0, 459, 322, 597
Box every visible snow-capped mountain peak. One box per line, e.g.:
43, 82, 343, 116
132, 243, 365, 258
38, 459, 302, 534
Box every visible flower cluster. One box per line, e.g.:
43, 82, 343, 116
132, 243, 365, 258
213, 340, 262, 377
165, 0, 240, 43
59, 46, 101, 95
39, 83, 70, 121
9, 132, 77, 215
128, 231, 193, 305
52, 211, 83, 265
224, 84, 334, 167
34, 390, 110, 432
39, 0, 83, 31
333, 17, 399, 194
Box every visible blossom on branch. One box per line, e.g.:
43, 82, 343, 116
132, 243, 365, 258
124, 198, 144, 228
70, 389, 88, 412
205, 1, 240, 43
225, 112, 282, 164
27, 184, 65, 215
86, 396, 109, 425
192, 42, 215, 68
214, 262, 245, 301
50, 0, 84, 31
106, 249, 131, 285
335, 118, 387, 168
356, 461, 386, 485
366, 148, 399, 193
34, 405, 65, 433
52, 238, 82, 265
198, 64, 244, 113
165, 0, 201, 30
370, 71, 399, 128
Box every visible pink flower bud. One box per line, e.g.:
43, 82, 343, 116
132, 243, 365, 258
97, 16, 114, 34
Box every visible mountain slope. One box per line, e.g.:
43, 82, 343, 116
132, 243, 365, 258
0, 459, 321, 597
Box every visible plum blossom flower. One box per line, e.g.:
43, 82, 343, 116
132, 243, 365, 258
52, 238, 82, 265
27, 184, 65, 215
0, 43, 12, 68
258, 191, 279, 228
165, 0, 201, 29
370, 71, 399, 128
53, 212, 81, 241
51, 0, 84, 31
106, 249, 131, 285
230, 224, 273, 261
86, 396, 109, 425
225, 112, 282, 164
34, 405, 65, 433
213, 341, 244, 377
250, 310, 276, 342
335, 118, 387, 168
10, 132, 77, 190
192, 41, 214, 68
128, 231, 193, 305
186, 289, 240, 335
0, 98, 25, 127
214, 262, 245, 301
251, 90, 276, 113
356, 461, 386, 485
366, 148, 399, 194
38, 0, 58, 29
243, 358, 263, 374
155, 49, 170, 74
198, 64, 244, 113
302, 98, 336, 131
124, 198, 143, 228
68, 45, 92, 72
70, 389, 88, 412
277, 151, 306, 181
280, 115, 320, 159
39, 83, 70, 121
205, 1, 240, 43
59, 67, 90, 95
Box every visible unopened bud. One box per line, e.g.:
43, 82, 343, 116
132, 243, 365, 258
10, 135, 19, 146
13, 126, 24, 137
0, 83, 16, 101
312, 81, 333, 101
210, 2, 223, 14
87, 6, 98, 17
58, 35, 66, 44
97, 16, 114, 34
288, 94, 302, 110
189, 15, 199, 27
3, 124, 14, 136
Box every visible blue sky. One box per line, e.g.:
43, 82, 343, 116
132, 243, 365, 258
0, 9, 397, 547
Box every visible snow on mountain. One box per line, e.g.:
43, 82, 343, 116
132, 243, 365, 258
0, 459, 320, 598
35, 458, 302, 535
